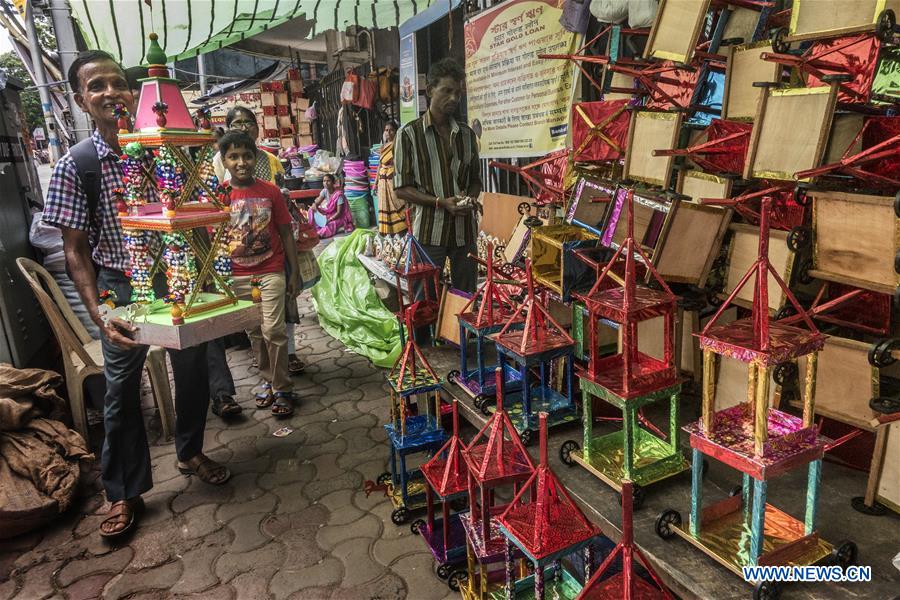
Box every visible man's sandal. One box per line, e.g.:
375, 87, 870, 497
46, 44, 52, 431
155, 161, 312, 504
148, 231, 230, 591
177, 455, 231, 485
99, 497, 144, 538
272, 392, 295, 418
211, 396, 242, 417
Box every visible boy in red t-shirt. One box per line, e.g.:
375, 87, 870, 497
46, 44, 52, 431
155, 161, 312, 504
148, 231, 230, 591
220, 130, 300, 417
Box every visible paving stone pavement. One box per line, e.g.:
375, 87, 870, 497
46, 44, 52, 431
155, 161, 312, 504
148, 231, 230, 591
0, 291, 458, 600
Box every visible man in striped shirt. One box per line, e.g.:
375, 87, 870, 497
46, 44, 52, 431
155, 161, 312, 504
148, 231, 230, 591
394, 58, 482, 295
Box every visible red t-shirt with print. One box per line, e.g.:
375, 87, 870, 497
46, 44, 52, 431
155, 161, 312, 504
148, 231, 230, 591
228, 179, 292, 276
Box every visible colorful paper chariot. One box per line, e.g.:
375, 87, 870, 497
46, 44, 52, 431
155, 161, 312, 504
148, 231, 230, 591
112, 33, 258, 349
561, 189, 689, 508
655, 199, 857, 599
449, 243, 524, 410
492, 261, 580, 446
497, 413, 602, 600
392, 211, 442, 341
379, 310, 446, 525
414, 400, 471, 588
459, 375, 536, 599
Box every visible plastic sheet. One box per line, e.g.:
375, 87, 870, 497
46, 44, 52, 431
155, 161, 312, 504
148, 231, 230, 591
311, 229, 401, 368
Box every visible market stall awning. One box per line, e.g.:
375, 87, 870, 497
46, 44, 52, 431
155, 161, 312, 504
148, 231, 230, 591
69, 0, 438, 68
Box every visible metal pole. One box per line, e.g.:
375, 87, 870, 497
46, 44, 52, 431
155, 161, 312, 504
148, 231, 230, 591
48, 0, 92, 143
25, 2, 61, 163
196, 52, 208, 96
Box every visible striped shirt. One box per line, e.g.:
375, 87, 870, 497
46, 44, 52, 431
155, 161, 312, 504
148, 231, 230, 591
43, 130, 130, 272
393, 110, 481, 247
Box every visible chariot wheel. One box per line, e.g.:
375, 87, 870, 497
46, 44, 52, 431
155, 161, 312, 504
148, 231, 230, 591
447, 369, 460, 384
831, 540, 858, 569
797, 259, 815, 285
753, 580, 782, 600
655, 509, 682, 540
787, 225, 812, 252
851, 496, 888, 516
447, 570, 468, 592
771, 26, 790, 54
479, 397, 495, 416
869, 396, 900, 414
377, 472, 392, 485
390, 507, 410, 525
894, 191, 900, 218
774, 305, 796, 321
517, 201, 532, 215
729, 485, 743, 497
868, 338, 898, 368
436, 563, 452, 580
793, 183, 811, 206
559, 440, 580, 466
619, 483, 646, 509
719, 37, 744, 47
518, 429, 533, 446
410, 518, 426, 535
773, 362, 798, 386
876, 9, 896, 42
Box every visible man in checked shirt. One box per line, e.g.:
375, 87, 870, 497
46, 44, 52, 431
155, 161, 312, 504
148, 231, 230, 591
42, 50, 230, 539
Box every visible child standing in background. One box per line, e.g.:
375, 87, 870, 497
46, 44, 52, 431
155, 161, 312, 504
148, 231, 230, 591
219, 130, 299, 418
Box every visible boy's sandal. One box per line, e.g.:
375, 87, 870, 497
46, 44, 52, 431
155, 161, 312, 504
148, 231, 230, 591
255, 384, 274, 409
272, 392, 295, 418
177, 455, 231, 485
99, 497, 144, 538
288, 355, 306, 374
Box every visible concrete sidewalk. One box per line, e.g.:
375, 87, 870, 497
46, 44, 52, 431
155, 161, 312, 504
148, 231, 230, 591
0, 289, 456, 600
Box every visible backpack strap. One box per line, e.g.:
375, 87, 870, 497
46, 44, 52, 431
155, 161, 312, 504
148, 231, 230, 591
68, 137, 102, 228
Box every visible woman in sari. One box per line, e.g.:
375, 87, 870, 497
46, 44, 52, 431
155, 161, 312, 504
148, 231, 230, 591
310, 173, 355, 238
376, 121, 406, 235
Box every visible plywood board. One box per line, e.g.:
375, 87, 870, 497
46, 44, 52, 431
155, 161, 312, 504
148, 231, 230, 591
797, 337, 877, 431
823, 113, 865, 165
812, 191, 896, 293
605, 71, 638, 101
568, 178, 616, 234
790, 0, 900, 40
877, 420, 900, 507
504, 212, 547, 264
436, 287, 472, 347
624, 112, 681, 187
723, 43, 780, 121
655, 201, 732, 286
133, 301, 261, 350
620, 310, 683, 371
722, 7, 765, 43
683, 308, 738, 377
645, 0, 710, 63
610, 200, 658, 250
479, 192, 531, 242
745, 87, 837, 180
678, 170, 732, 203
723, 223, 793, 313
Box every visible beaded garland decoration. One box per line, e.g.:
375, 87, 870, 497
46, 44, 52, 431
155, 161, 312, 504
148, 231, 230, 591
161, 232, 198, 308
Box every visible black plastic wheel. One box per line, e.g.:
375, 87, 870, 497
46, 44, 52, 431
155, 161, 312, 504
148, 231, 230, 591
447, 369, 460, 384
780, 387, 799, 405
798, 259, 815, 285
894, 287, 900, 309
753, 580, 782, 600
894, 191, 900, 218
701, 458, 710, 479
869, 396, 900, 414
517, 202, 531, 215
771, 26, 790, 54
559, 440, 580, 467
851, 496, 888, 516
519, 429, 533, 446
868, 338, 898, 368
787, 226, 812, 252
773, 362, 799, 386
410, 518, 426, 535
479, 397, 494, 416
390, 507, 410, 525
719, 37, 744, 47
831, 540, 858, 569
876, 9, 896, 42
655, 509, 682, 540
524, 216, 543, 229
774, 305, 796, 321
895, 251, 900, 275
377, 472, 392, 485
447, 570, 467, 592
794, 184, 811, 206
729, 485, 743, 497
436, 563, 452, 580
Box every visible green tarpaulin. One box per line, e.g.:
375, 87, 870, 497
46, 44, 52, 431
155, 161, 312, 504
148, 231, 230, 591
69, 1, 436, 68
312, 230, 401, 368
